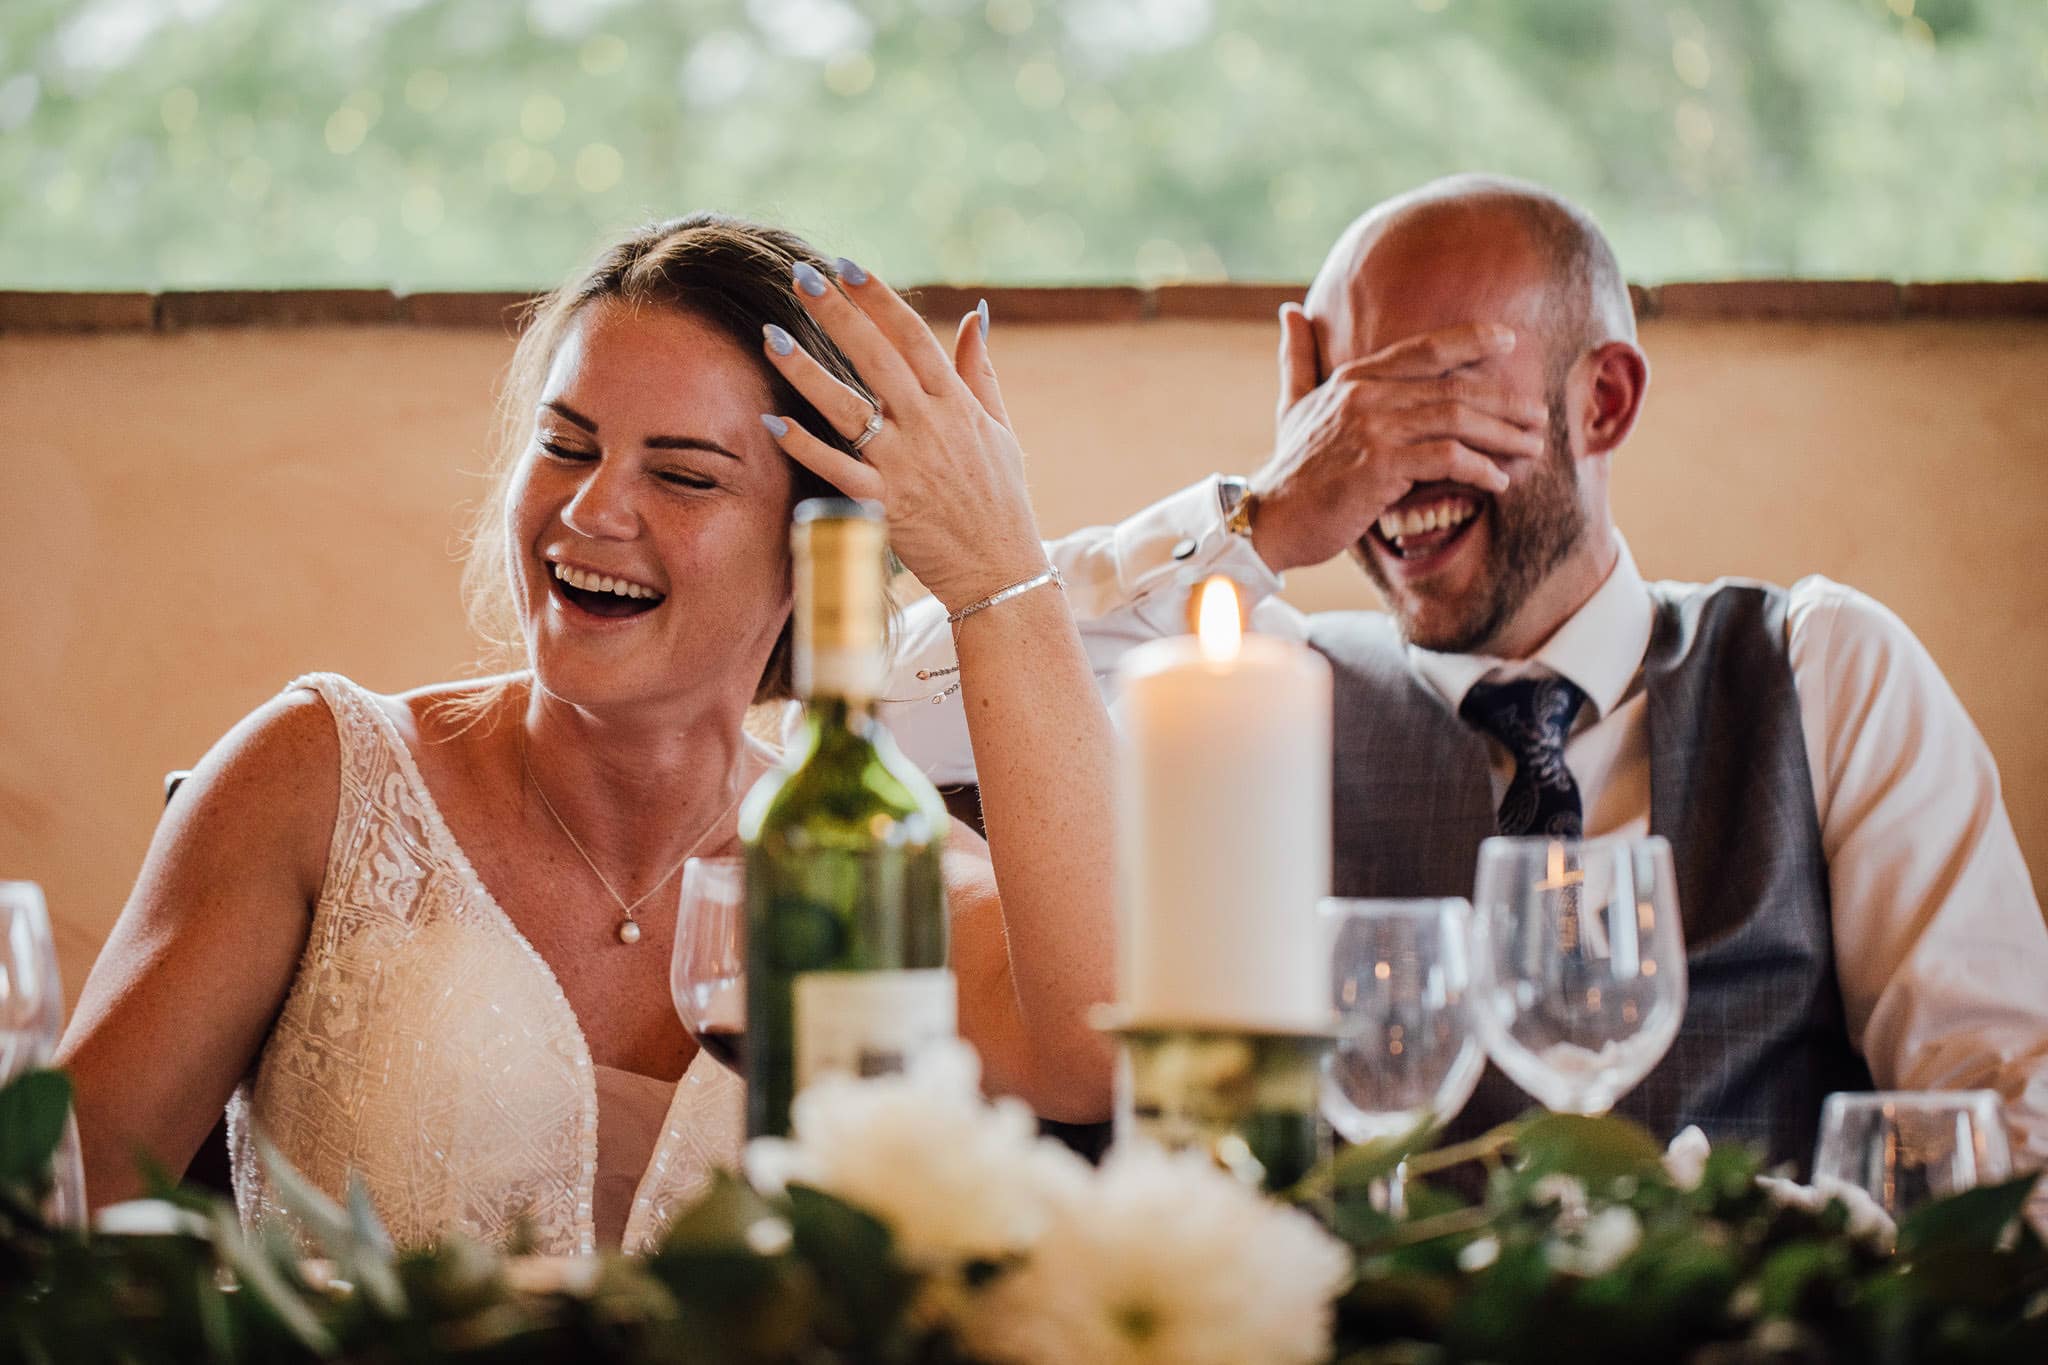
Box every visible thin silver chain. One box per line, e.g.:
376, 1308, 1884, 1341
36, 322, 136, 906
520, 739, 747, 932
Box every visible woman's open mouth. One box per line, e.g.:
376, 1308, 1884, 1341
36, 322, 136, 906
1368, 492, 1485, 570
548, 562, 666, 619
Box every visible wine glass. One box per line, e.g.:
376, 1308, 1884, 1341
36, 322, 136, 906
1812, 1090, 2013, 1220
1322, 898, 1484, 1142
1467, 835, 1688, 1115
1, 880, 87, 1223
670, 857, 747, 1075
1322, 898, 1485, 1216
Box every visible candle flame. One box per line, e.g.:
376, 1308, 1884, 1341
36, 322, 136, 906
1535, 840, 1585, 891
1196, 576, 1242, 661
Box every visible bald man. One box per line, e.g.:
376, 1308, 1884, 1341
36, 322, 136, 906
888, 174, 2048, 1180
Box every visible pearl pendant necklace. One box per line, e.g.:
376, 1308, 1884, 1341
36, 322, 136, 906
521, 741, 745, 945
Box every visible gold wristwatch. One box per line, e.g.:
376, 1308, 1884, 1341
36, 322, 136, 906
1217, 475, 1257, 540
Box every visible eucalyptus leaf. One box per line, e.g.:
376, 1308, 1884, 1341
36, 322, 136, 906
254, 1130, 356, 1260
399, 1232, 513, 1323
344, 1176, 406, 1315
1512, 1113, 1665, 1189
650, 1173, 806, 1323
1323, 1119, 1433, 1195
1444, 1241, 1553, 1359
786, 1183, 912, 1343
1691, 1144, 1766, 1210
1629, 1236, 1741, 1335
1897, 1172, 2042, 1260
1330, 1193, 1399, 1250
207, 1204, 336, 1355
659, 1170, 779, 1253
1897, 1243, 2048, 1311
1755, 1240, 1850, 1319
196, 1259, 238, 1360
0, 1070, 71, 1188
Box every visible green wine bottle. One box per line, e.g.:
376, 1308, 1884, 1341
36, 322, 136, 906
741, 498, 953, 1138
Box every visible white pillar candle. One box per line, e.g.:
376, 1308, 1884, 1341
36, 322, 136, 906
1114, 579, 1332, 1031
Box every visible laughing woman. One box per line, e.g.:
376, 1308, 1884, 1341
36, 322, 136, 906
55, 215, 1117, 1253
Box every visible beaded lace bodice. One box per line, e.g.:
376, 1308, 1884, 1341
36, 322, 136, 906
227, 673, 743, 1255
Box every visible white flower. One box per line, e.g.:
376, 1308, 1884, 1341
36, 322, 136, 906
1546, 1205, 1642, 1277
1457, 1235, 1501, 1273
743, 1040, 1087, 1267
1757, 1173, 1897, 1250
1663, 1125, 1711, 1191
1530, 1173, 1589, 1230
959, 1145, 1352, 1365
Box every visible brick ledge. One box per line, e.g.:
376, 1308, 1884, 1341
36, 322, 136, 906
3, 280, 2045, 333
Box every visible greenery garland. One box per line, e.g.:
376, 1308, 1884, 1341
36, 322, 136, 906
3, 1068, 2043, 1364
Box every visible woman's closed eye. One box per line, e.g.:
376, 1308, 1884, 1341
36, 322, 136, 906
538, 440, 720, 493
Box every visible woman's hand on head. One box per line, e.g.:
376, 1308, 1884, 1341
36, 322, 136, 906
757, 261, 1051, 614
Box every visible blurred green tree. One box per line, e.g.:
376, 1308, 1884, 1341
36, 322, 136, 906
0, 0, 2041, 289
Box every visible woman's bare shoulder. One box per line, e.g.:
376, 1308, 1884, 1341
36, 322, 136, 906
147, 685, 349, 910
210, 685, 343, 788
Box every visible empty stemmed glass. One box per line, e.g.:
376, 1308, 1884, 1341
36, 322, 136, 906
1321, 898, 1485, 1215
1, 880, 86, 1223
1322, 898, 1485, 1141
670, 856, 748, 1075
1467, 835, 1688, 1115
1813, 1090, 2014, 1221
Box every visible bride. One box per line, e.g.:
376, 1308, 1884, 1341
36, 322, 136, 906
56, 214, 1117, 1253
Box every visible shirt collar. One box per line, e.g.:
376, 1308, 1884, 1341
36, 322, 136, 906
1406, 533, 1652, 721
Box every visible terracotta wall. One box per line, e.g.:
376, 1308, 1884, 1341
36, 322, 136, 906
4, 306, 2046, 1000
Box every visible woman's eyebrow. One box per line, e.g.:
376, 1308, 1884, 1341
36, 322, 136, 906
541, 399, 597, 432
541, 401, 740, 461
646, 435, 742, 461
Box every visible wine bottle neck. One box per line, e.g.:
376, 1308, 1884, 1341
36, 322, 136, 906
790, 508, 887, 702
793, 641, 884, 703
802, 693, 878, 734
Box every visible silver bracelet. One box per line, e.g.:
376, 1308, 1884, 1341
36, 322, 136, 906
945, 566, 1065, 626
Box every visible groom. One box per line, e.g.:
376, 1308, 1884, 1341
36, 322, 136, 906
889, 174, 2048, 1173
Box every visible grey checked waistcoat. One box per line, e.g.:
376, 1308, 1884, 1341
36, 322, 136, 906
1307, 580, 1873, 1170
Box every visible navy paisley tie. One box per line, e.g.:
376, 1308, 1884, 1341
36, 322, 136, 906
1458, 675, 1590, 838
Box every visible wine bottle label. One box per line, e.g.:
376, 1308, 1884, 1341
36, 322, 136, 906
793, 968, 956, 1090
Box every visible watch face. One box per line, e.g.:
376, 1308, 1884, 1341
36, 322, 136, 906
1218, 478, 1255, 537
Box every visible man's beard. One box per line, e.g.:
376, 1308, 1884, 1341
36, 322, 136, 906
1360, 395, 1585, 655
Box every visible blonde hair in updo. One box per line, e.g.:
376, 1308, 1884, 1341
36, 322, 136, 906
455, 213, 873, 712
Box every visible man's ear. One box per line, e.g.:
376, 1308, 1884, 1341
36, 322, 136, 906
1579, 341, 1649, 457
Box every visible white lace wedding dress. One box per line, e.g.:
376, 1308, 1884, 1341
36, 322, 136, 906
225, 673, 743, 1255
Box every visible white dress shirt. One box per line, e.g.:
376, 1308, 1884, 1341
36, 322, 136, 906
881, 477, 2048, 1183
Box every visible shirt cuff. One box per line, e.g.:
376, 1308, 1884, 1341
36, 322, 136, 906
1087, 476, 1285, 631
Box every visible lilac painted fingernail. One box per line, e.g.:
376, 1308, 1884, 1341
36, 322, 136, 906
764, 323, 795, 356
792, 261, 828, 298
976, 297, 990, 339
760, 413, 789, 438
834, 257, 868, 286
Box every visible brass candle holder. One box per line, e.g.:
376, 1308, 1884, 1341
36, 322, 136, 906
1095, 1008, 1336, 1193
